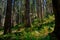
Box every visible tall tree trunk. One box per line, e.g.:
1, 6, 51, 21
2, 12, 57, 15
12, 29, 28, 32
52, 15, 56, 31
0, 8, 2, 27
31, 0, 35, 23
40, 0, 44, 23
12, 0, 17, 26
52, 0, 60, 40
15, 0, 22, 25
24, 0, 31, 27
36, 0, 43, 21
16, 0, 22, 24
0, 14, 2, 27
4, 0, 12, 34
36, 0, 40, 18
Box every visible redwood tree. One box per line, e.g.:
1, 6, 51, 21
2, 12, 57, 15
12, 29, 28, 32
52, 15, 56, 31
4, 0, 12, 34
52, 0, 60, 40
24, 0, 31, 27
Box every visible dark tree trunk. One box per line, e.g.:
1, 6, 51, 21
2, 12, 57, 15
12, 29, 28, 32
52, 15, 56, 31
16, 13, 19, 24
0, 15, 2, 27
4, 0, 12, 34
24, 0, 31, 27
52, 0, 60, 40
0, 8, 2, 27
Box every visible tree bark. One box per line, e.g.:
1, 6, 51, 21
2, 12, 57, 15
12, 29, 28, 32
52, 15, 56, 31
36, 0, 40, 18
0, 8, 2, 27
24, 0, 31, 27
52, 0, 60, 40
4, 0, 12, 34
0, 15, 2, 27
36, 0, 43, 21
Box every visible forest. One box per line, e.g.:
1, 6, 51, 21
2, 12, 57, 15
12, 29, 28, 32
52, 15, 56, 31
0, 0, 60, 40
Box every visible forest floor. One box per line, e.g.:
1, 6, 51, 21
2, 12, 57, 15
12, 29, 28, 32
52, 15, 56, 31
0, 15, 56, 40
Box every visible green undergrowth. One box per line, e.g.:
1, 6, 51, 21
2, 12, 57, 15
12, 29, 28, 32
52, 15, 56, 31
0, 15, 55, 40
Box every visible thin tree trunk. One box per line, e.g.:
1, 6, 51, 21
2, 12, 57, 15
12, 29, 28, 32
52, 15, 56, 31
40, 0, 44, 23
12, 0, 18, 26
36, 0, 43, 20
0, 8, 2, 27
0, 14, 2, 27
31, 0, 35, 22
36, 0, 40, 18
